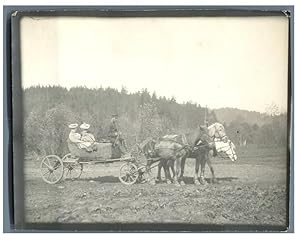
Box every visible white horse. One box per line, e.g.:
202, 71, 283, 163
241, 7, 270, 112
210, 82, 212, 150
199, 123, 237, 184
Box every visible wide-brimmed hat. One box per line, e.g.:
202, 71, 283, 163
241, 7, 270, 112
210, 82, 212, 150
80, 123, 90, 130
112, 114, 119, 117
68, 123, 78, 129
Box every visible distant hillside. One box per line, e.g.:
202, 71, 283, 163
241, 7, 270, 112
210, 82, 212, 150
23, 86, 218, 157
214, 107, 272, 126
22, 86, 287, 158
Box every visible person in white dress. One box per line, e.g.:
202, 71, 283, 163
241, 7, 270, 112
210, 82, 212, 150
68, 123, 83, 144
79, 123, 96, 152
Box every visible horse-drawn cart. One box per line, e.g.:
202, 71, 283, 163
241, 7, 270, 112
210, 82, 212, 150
40, 140, 152, 185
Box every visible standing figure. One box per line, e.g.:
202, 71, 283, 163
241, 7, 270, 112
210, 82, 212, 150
107, 114, 127, 154
108, 114, 119, 142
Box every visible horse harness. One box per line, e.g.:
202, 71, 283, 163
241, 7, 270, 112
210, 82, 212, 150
206, 127, 237, 159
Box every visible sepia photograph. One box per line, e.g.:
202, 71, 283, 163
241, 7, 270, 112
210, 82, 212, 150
9, 8, 292, 231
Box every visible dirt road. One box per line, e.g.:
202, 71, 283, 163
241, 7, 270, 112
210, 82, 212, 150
24, 146, 288, 228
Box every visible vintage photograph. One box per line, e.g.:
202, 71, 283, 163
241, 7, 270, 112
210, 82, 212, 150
16, 12, 289, 229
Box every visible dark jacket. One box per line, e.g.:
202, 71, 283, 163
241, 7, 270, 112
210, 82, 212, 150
108, 119, 118, 138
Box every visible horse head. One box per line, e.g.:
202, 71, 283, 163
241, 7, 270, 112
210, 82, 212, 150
208, 122, 227, 140
197, 125, 213, 144
140, 137, 157, 158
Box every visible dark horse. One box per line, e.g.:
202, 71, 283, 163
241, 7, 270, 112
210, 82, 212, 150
180, 122, 231, 185
140, 137, 189, 186
156, 126, 213, 185
142, 126, 211, 186
137, 137, 175, 184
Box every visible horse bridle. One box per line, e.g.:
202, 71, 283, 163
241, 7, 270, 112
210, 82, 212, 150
216, 141, 237, 160
209, 125, 237, 160
213, 126, 228, 142
143, 139, 157, 158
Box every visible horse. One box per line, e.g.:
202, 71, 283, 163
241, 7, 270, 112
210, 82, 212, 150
144, 126, 211, 185
138, 126, 211, 186
137, 137, 176, 184
153, 140, 190, 185
141, 123, 237, 186
180, 122, 237, 185
154, 134, 187, 184
207, 122, 227, 141
179, 126, 214, 185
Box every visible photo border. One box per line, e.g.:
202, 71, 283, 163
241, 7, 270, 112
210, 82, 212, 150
3, 5, 294, 232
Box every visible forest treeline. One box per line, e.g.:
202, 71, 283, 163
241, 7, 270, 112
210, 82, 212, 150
23, 86, 287, 158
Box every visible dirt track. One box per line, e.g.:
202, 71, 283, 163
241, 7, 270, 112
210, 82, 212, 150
24, 147, 288, 228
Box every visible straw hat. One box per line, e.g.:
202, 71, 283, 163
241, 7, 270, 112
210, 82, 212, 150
80, 123, 90, 130
68, 123, 78, 129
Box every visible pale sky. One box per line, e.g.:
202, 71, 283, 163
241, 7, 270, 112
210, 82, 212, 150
20, 16, 289, 113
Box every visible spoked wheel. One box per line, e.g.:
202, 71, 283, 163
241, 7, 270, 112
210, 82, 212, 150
62, 153, 83, 180
119, 162, 139, 185
62, 153, 72, 161
40, 155, 64, 184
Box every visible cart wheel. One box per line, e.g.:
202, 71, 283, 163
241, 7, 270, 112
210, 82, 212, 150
119, 162, 139, 185
62, 153, 83, 180
62, 153, 72, 161
40, 155, 64, 184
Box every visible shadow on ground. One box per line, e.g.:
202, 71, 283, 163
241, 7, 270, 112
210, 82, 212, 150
182, 176, 239, 185
67, 175, 120, 183
66, 175, 239, 185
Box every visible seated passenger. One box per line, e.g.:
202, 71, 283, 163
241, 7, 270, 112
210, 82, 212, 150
79, 123, 97, 152
68, 123, 83, 144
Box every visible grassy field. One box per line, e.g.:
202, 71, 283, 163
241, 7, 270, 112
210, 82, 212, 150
24, 146, 288, 230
